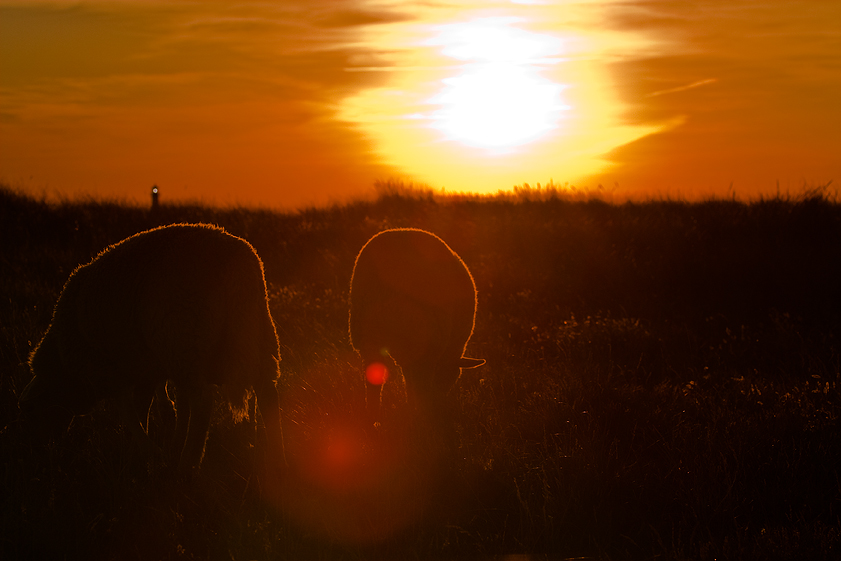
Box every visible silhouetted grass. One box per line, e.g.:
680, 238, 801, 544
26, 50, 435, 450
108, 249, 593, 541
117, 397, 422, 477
1, 184, 839, 560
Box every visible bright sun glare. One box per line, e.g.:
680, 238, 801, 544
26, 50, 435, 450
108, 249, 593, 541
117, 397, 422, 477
339, 5, 663, 193
425, 19, 568, 149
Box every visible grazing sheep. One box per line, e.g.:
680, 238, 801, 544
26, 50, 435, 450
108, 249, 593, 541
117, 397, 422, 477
19, 223, 284, 471
349, 228, 485, 424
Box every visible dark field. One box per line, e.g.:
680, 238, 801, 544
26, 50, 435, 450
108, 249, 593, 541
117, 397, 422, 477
1, 185, 840, 560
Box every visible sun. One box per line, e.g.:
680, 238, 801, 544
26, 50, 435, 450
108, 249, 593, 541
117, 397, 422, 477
429, 62, 566, 148
424, 18, 568, 150
337, 8, 664, 194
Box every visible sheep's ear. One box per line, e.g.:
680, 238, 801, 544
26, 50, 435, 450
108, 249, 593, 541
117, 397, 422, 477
458, 357, 486, 369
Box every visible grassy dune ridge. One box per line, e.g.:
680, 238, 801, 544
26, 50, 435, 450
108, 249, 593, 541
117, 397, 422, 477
1, 185, 840, 559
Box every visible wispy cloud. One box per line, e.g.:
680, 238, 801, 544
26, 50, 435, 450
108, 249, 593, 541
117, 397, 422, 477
645, 78, 717, 98
0, 0, 414, 206
587, 0, 841, 197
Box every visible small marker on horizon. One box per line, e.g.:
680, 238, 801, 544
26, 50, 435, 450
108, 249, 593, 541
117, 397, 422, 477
151, 185, 159, 212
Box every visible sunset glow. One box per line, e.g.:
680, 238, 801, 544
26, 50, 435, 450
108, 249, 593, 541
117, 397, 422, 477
0, 0, 839, 206
424, 18, 567, 148
339, 7, 666, 195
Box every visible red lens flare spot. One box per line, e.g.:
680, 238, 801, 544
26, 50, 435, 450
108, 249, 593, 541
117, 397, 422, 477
366, 362, 389, 385
316, 427, 367, 491
294, 422, 370, 494
324, 432, 357, 470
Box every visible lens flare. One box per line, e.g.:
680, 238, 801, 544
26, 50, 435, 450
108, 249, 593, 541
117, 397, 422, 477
278, 360, 447, 544
308, 425, 368, 493
366, 362, 389, 385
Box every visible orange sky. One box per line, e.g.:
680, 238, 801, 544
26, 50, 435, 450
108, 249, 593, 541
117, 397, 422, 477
1, 1, 838, 209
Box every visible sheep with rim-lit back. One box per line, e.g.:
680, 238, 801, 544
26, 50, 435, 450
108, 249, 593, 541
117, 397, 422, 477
349, 228, 485, 424
19, 223, 284, 471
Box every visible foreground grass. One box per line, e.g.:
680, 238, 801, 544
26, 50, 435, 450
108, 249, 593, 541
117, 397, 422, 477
1, 186, 839, 560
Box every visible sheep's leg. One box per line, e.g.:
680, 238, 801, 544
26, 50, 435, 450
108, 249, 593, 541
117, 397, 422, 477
430, 390, 459, 463
117, 382, 151, 435
176, 383, 214, 470
253, 374, 285, 501
138, 381, 159, 434
405, 366, 461, 463
147, 382, 176, 439
115, 383, 162, 462
403, 362, 440, 412
365, 376, 383, 428
363, 357, 395, 428
170, 383, 188, 464
254, 375, 284, 464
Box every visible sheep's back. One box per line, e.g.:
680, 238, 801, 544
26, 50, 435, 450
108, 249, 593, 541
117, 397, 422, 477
37, 224, 276, 396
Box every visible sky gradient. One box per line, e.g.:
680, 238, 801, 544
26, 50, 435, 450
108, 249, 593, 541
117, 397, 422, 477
1, 0, 838, 208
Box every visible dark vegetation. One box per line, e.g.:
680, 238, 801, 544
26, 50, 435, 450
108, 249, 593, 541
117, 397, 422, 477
1, 184, 839, 560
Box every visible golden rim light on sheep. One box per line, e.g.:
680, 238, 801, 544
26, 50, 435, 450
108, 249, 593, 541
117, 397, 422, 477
19, 223, 285, 477
349, 228, 485, 421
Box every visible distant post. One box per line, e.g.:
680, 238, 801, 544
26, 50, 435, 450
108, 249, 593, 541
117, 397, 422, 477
151, 185, 159, 213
